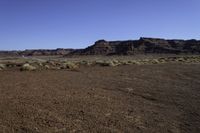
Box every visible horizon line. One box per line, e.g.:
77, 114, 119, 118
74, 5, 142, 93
1, 37, 200, 51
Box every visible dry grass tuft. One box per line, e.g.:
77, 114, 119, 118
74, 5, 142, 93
95, 60, 117, 67
21, 63, 37, 71
0, 64, 6, 70
61, 62, 78, 69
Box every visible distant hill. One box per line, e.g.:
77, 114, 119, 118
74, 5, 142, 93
1, 37, 200, 57
0, 48, 75, 57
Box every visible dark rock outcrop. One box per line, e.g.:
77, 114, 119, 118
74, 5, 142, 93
71, 37, 200, 55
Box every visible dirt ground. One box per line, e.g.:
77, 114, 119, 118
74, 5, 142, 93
0, 63, 200, 133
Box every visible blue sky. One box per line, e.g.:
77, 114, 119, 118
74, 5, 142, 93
0, 0, 200, 50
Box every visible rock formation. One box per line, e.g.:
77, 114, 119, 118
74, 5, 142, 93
1, 37, 200, 56
70, 37, 200, 55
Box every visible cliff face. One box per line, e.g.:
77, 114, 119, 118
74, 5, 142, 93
1, 38, 200, 56
71, 38, 200, 55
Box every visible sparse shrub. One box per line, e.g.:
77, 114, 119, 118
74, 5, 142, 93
112, 59, 121, 66
79, 60, 92, 66
95, 60, 105, 66
44, 65, 50, 69
196, 58, 200, 62
131, 60, 142, 65
0, 64, 6, 70
37, 62, 43, 67
143, 59, 150, 62
51, 66, 61, 70
157, 58, 166, 63
79, 60, 87, 65
167, 57, 176, 62
128, 60, 134, 64
61, 62, 78, 69
6, 63, 14, 68
46, 60, 56, 66
95, 60, 116, 67
140, 59, 151, 64
85, 62, 93, 66
151, 59, 160, 64
95, 60, 104, 65
121, 60, 132, 65
176, 58, 185, 62
21, 63, 36, 71
112, 59, 119, 64
132, 60, 143, 65
107, 61, 117, 66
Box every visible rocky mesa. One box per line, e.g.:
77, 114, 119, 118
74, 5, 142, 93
1, 37, 200, 56
70, 37, 200, 55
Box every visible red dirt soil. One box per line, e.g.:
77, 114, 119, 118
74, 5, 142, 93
0, 64, 200, 133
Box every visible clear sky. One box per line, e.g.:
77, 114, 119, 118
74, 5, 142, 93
0, 0, 199, 50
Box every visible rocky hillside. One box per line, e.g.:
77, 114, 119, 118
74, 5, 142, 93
70, 38, 200, 55
1, 38, 200, 57
20, 48, 74, 56
0, 49, 75, 57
